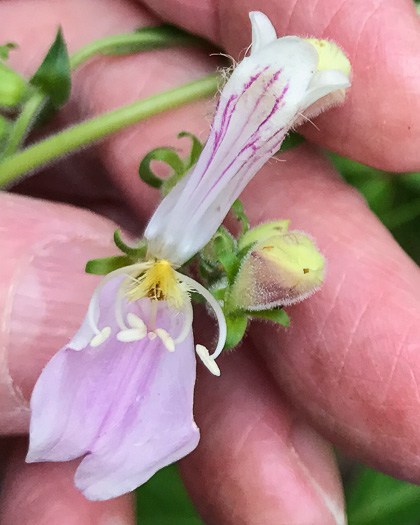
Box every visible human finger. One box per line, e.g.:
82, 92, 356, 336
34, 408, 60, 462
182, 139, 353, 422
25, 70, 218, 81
180, 345, 345, 525
239, 144, 420, 483
139, 0, 420, 171
0, 438, 134, 525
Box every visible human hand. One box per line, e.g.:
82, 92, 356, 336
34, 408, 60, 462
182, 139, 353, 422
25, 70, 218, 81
0, 0, 419, 524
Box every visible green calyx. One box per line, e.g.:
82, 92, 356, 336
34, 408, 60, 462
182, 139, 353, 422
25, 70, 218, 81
194, 207, 305, 350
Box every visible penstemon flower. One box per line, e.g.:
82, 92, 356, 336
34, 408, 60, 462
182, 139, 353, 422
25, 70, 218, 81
27, 11, 351, 501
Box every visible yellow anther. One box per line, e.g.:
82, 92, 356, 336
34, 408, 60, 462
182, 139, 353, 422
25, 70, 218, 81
305, 38, 351, 77
126, 259, 185, 309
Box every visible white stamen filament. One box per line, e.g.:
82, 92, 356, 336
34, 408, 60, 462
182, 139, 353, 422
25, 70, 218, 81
148, 299, 158, 332
196, 344, 221, 376
87, 262, 152, 336
155, 328, 176, 352
173, 298, 193, 345
175, 271, 227, 359
115, 280, 129, 330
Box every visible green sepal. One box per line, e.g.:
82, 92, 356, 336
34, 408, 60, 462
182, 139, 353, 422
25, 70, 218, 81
277, 131, 305, 153
217, 250, 240, 284
202, 227, 235, 262
211, 288, 226, 300
249, 308, 290, 327
30, 28, 71, 109
0, 42, 18, 61
178, 131, 203, 168
231, 199, 249, 237
85, 255, 133, 275
224, 315, 248, 349
198, 258, 224, 285
139, 147, 184, 189
113, 229, 147, 258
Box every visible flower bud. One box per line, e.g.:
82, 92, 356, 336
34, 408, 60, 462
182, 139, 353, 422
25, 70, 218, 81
0, 62, 25, 106
226, 231, 324, 312
238, 220, 290, 250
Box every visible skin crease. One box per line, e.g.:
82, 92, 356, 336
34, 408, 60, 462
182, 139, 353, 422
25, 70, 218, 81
0, 0, 418, 523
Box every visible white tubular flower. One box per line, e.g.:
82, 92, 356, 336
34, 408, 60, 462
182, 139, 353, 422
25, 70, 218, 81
145, 11, 351, 265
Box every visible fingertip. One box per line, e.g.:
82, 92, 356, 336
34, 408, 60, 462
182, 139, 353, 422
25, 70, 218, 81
0, 438, 135, 525
0, 193, 118, 433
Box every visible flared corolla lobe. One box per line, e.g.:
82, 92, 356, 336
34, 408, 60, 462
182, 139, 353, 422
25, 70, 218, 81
27, 275, 199, 501
145, 11, 351, 266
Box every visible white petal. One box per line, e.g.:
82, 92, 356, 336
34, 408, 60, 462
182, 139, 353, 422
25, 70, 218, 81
146, 37, 318, 264
249, 11, 277, 56
300, 69, 351, 112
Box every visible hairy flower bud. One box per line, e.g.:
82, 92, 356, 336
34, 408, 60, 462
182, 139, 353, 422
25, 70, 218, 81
0, 62, 25, 106
238, 220, 290, 250
227, 231, 325, 312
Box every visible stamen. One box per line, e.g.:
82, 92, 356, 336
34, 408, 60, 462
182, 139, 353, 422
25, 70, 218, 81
115, 280, 129, 330
90, 327, 111, 347
196, 344, 221, 376
87, 262, 153, 336
148, 299, 158, 331
173, 298, 193, 344
148, 332, 157, 340
127, 312, 147, 330
175, 271, 227, 359
155, 328, 175, 352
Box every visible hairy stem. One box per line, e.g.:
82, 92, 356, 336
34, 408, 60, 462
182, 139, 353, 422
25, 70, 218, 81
0, 74, 220, 187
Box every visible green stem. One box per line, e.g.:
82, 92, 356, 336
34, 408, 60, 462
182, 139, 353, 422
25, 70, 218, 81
70, 27, 207, 69
0, 74, 220, 187
2, 91, 45, 158
4, 26, 211, 157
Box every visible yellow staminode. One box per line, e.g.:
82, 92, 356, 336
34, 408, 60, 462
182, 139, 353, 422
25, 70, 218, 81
126, 259, 185, 309
305, 38, 351, 77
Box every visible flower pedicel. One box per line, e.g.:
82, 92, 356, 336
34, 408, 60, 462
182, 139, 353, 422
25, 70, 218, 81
27, 11, 351, 501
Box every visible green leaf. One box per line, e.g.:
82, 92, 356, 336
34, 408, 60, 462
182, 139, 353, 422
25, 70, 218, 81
113, 229, 147, 258
277, 131, 305, 152
30, 28, 71, 109
85, 255, 133, 275
225, 315, 248, 349
139, 147, 184, 189
178, 131, 203, 168
400, 172, 420, 194
249, 308, 290, 327
0, 42, 18, 61
231, 199, 249, 237
346, 466, 420, 525
136, 464, 204, 525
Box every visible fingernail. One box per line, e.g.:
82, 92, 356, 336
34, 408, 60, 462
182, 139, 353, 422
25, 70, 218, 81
290, 421, 346, 525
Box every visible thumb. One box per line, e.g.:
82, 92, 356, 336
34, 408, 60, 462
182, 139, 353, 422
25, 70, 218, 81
0, 192, 117, 434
